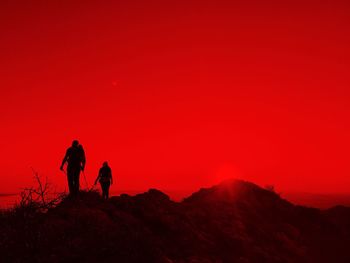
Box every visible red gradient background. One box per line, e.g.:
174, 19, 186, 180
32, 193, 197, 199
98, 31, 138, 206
1, 1, 350, 195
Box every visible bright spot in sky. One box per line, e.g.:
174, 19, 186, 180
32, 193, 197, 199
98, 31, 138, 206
214, 163, 242, 184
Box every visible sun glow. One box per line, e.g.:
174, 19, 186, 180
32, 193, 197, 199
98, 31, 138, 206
213, 163, 242, 184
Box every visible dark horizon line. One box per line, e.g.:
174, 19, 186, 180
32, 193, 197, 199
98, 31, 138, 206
2, 189, 350, 196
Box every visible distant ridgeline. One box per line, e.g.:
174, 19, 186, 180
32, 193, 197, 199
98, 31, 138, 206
0, 193, 18, 209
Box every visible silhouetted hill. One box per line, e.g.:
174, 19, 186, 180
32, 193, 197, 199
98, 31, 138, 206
1, 180, 349, 263
282, 192, 350, 209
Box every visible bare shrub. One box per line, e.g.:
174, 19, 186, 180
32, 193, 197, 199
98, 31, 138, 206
265, 185, 275, 193
264, 184, 283, 197
15, 168, 66, 214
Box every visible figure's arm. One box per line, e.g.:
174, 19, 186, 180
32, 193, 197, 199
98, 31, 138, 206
94, 170, 101, 185
110, 169, 113, 185
81, 149, 86, 171
60, 150, 69, 170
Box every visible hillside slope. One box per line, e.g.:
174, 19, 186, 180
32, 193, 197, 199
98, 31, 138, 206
1, 179, 349, 263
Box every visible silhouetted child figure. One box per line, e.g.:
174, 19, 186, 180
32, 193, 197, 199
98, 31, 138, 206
94, 161, 113, 199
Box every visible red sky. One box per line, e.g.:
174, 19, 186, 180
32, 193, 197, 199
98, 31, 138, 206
1, 0, 350, 195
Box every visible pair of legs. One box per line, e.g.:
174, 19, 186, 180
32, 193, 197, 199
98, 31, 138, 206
67, 165, 81, 196
100, 182, 110, 200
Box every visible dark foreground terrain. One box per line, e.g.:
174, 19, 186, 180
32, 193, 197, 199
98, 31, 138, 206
1, 180, 350, 263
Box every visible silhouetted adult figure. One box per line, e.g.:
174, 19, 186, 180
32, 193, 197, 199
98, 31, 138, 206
60, 140, 86, 196
94, 161, 113, 200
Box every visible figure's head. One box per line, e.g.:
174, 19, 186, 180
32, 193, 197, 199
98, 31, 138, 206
72, 140, 79, 147
103, 161, 108, 167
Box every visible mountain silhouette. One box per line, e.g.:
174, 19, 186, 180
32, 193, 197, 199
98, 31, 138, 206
1, 179, 349, 263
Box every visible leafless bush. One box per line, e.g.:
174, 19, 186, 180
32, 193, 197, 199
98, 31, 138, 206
264, 184, 283, 197
16, 168, 66, 214
265, 185, 275, 192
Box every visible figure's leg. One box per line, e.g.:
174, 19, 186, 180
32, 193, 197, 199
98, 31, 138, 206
72, 167, 81, 195
100, 183, 105, 199
106, 183, 110, 199
75, 170, 80, 193
102, 183, 108, 199
67, 167, 74, 195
